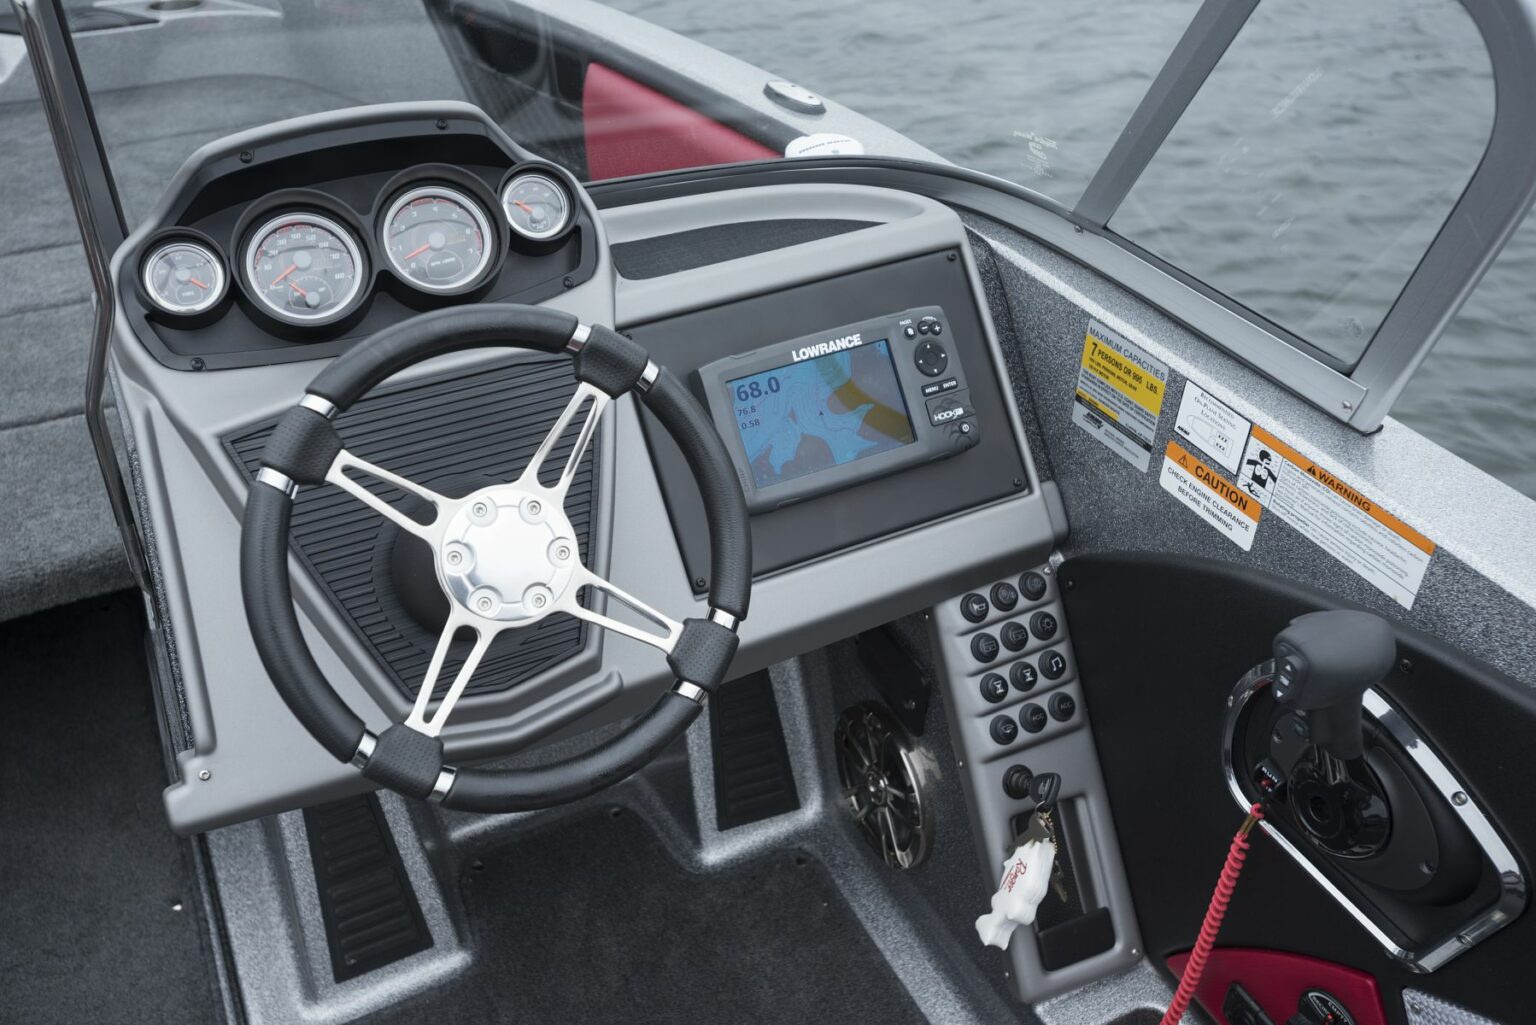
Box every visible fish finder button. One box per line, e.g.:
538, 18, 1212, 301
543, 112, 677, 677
914, 340, 948, 377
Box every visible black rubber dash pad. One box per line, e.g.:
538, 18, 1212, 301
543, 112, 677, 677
711, 670, 801, 830
226, 356, 594, 703
304, 794, 433, 982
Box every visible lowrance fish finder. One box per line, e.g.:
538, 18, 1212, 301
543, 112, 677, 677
696, 307, 981, 513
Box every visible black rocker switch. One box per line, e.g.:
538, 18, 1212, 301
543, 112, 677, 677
1272, 610, 1395, 760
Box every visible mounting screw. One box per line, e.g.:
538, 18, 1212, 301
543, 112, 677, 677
477, 596, 494, 612
1074, 224, 1084, 234
1452, 791, 1469, 806
198, 769, 211, 781
238, 149, 254, 163
190, 357, 205, 371
563, 276, 575, 289
1012, 477, 1023, 488
1342, 400, 1355, 412
526, 499, 542, 515
694, 577, 706, 589
531, 593, 547, 609
1398, 657, 1414, 674
472, 501, 489, 517
947, 251, 958, 262
435, 118, 449, 130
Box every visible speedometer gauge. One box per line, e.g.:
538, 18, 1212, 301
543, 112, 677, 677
245, 213, 365, 324
501, 171, 572, 242
383, 186, 494, 292
142, 239, 226, 315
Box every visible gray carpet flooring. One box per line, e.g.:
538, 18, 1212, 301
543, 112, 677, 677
0, 73, 363, 622
0, 590, 225, 1023
359, 808, 926, 1025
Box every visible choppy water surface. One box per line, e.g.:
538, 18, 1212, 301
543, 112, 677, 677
609, 0, 1535, 498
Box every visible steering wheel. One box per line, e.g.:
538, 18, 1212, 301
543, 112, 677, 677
240, 304, 750, 812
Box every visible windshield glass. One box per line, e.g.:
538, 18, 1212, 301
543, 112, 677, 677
49, 0, 1531, 496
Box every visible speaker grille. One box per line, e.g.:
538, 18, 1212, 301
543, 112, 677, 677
227, 356, 594, 701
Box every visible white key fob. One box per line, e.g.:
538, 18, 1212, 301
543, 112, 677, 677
974, 837, 1056, 950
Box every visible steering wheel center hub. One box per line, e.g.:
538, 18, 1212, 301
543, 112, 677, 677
437, 484, 577, 624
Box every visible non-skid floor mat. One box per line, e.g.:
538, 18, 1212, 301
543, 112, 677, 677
0, 591, 224, 1024
378, 808, 926, 1025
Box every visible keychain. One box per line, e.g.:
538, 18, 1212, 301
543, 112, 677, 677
975, 773, 1063, 950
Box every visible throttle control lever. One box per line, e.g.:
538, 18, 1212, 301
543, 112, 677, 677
1272, 610, 1396, 761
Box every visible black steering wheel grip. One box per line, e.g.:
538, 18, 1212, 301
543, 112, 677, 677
240, 304, 750, 812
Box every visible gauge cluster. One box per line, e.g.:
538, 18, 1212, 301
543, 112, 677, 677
122, 110, 596, 371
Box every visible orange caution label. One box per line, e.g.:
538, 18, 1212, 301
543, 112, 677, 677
1160, 441, 1261, 550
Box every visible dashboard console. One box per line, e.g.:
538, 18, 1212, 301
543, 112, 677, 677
108, 102, 1058, 832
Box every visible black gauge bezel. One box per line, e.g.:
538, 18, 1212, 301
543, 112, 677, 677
374, 165, 509, 306
499, 164, 577, 245
136, 227, 231, 327
235, 192, 371, 332
116, 109, 602, 371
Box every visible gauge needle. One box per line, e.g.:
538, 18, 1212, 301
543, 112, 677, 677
512, 199, 534, 214
287, 280, 309, 298
271, 264, 298, 287
403, 242, 432, 260
189, 278, 209, 289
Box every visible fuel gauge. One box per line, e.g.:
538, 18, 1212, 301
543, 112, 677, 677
142, 239, 226, 316
501, 171, 573, 242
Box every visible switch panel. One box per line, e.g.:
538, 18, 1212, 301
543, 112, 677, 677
931, 562, 1143, 1003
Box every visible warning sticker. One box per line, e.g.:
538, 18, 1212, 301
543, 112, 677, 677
1238, 426, 1435, 608
1072, 320, 1168, 472
1174, 382, 1251, 474
1159, 441, 1262, 551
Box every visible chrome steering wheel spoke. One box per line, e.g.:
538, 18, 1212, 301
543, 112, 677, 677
516, 381, 609, 503
325, 449, 451, 542
404, 610, 499, 737
563, 565, 683, 654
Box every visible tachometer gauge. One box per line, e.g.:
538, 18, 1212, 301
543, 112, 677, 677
500, 171, 572, 242
245, 213, 365, 324
383, 186, 494, 292
142, 239, 226, 316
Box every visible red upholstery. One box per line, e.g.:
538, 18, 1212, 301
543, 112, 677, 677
582, 62, 778, 180
1165, 948, 1387, 1025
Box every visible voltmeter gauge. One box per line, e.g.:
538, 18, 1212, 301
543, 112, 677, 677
500, 171, 573, 242
141, 240, 226, 316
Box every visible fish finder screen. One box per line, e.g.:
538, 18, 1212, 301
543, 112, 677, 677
727, 340, 917, 489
